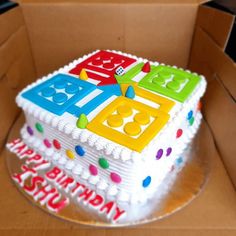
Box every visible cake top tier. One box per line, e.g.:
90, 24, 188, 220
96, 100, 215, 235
17, 50, 205, 152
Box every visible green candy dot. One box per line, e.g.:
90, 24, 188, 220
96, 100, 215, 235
189, 117, 194, 126
35, 122, 43, 133
99, 157, 109, 169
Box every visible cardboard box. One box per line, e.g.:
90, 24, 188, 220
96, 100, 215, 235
0, 0, 235, 235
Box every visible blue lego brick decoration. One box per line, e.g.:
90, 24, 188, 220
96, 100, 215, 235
22, 74, 118, 117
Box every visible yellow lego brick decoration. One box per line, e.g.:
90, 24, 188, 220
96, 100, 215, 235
87, 96, 171, 152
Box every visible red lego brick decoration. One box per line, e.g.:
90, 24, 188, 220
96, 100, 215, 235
69, 51, 136, 86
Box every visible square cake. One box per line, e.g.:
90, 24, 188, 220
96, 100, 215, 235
7, 50, 206, 223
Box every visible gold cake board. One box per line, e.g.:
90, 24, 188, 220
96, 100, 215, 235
5, 115, 210, 227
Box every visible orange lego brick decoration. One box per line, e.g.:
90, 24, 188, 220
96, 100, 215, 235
87, 96, 170, 152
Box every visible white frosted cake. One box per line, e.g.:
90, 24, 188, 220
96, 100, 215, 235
7, 50, 206, 223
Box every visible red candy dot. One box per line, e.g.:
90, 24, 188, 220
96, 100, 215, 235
89, 164, 98, 176
53, 139, 61, 150
44, 139, 51, 148
110, 172, 122, 184
176, 129, 183, 138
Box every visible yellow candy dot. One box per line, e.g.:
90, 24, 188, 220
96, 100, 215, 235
117, 105, 132, 117
134, 112, 150, 125
124, 122, 141, 136
66, 149, 75, 159
107, 114, 123, 127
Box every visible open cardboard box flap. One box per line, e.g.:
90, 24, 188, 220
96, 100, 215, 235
0, 1, 235, 233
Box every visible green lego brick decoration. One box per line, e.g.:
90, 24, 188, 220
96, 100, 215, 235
139, 65, 201, 103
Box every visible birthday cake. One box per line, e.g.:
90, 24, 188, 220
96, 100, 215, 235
7, 50, 206, 223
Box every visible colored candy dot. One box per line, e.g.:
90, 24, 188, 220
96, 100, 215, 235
117, 105, 132, 117
53, 93, 68, 103
176, 129, 183, 138
27, 126, 33, 135
134, 112, 150, 125
110, 172, 122, 184
166, 147, 172, 156
41, 87, 55, 97
187, 110, 193, 120
124, 122, 141, 136
65, 84, 79, 94
107, 114, 123, 127
76, 113, 88, 129
176, 157, 183, 165
98, 157, 109, 169
152, 76, 165, 85
44, 139, 51, 148
66, 150, 75, 159
156, 149, 163, 160
142, 176, 151, 188
75, 145, 85, 156
54, 80, 67, 89
89, 164, 98, 176
167, 81, 180, 91
53, 139, 61, 150
189, 117, 195, 126
197, 101, 202, 111
35, 123, 43, 133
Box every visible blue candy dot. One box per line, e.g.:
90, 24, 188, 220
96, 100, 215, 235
52, 93, 68, 103
75, 145, 85, 156
65, 84, 79, 94
142, 176, 151, 188
187, 110, 193, 120
41, 87, 55, 97
54, 80, 67, 89
176, 157, 183, 165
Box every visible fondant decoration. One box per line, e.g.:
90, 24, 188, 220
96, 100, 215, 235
98, 84, 122, 96
134, 112, 150, 125
142, 176, 151, 188
115, 66, 125, 76
53, 139, 61, 150
141, 62, 151, 73
44, 139, 51, 148
98, 157, 109, 169
115, 63, 145, 84
66, 150, 75, 159
125, 85, 135, 99
187, 110, 193, 120
110, 172, 122, 184
176, 129, 183, 138
197, 101, 202, 111
156, 149, 163, 160
139, 65, 200, 102
176, 157, 183, 165
87, 96, 169, 152
27, 126, 34, 136
107, 114, 123, 127
166, 147, 172, 156
120, 84, 175, 113
75, 145, 85, 156
35, 123, 43, 133
89, 164, 98, 176
76, 114, 88, 129
189, 117, 194, 126
69, 50, 136, 86
79, 69, 88, 80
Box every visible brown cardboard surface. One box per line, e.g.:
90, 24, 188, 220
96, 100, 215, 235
0, 114, 236, 235
196, 5, 235, 49
21, 2, 198, 77
0, 7, 36, 151
189, 8, 236, 186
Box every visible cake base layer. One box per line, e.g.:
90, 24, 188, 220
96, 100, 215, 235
6, 118, 208, 225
